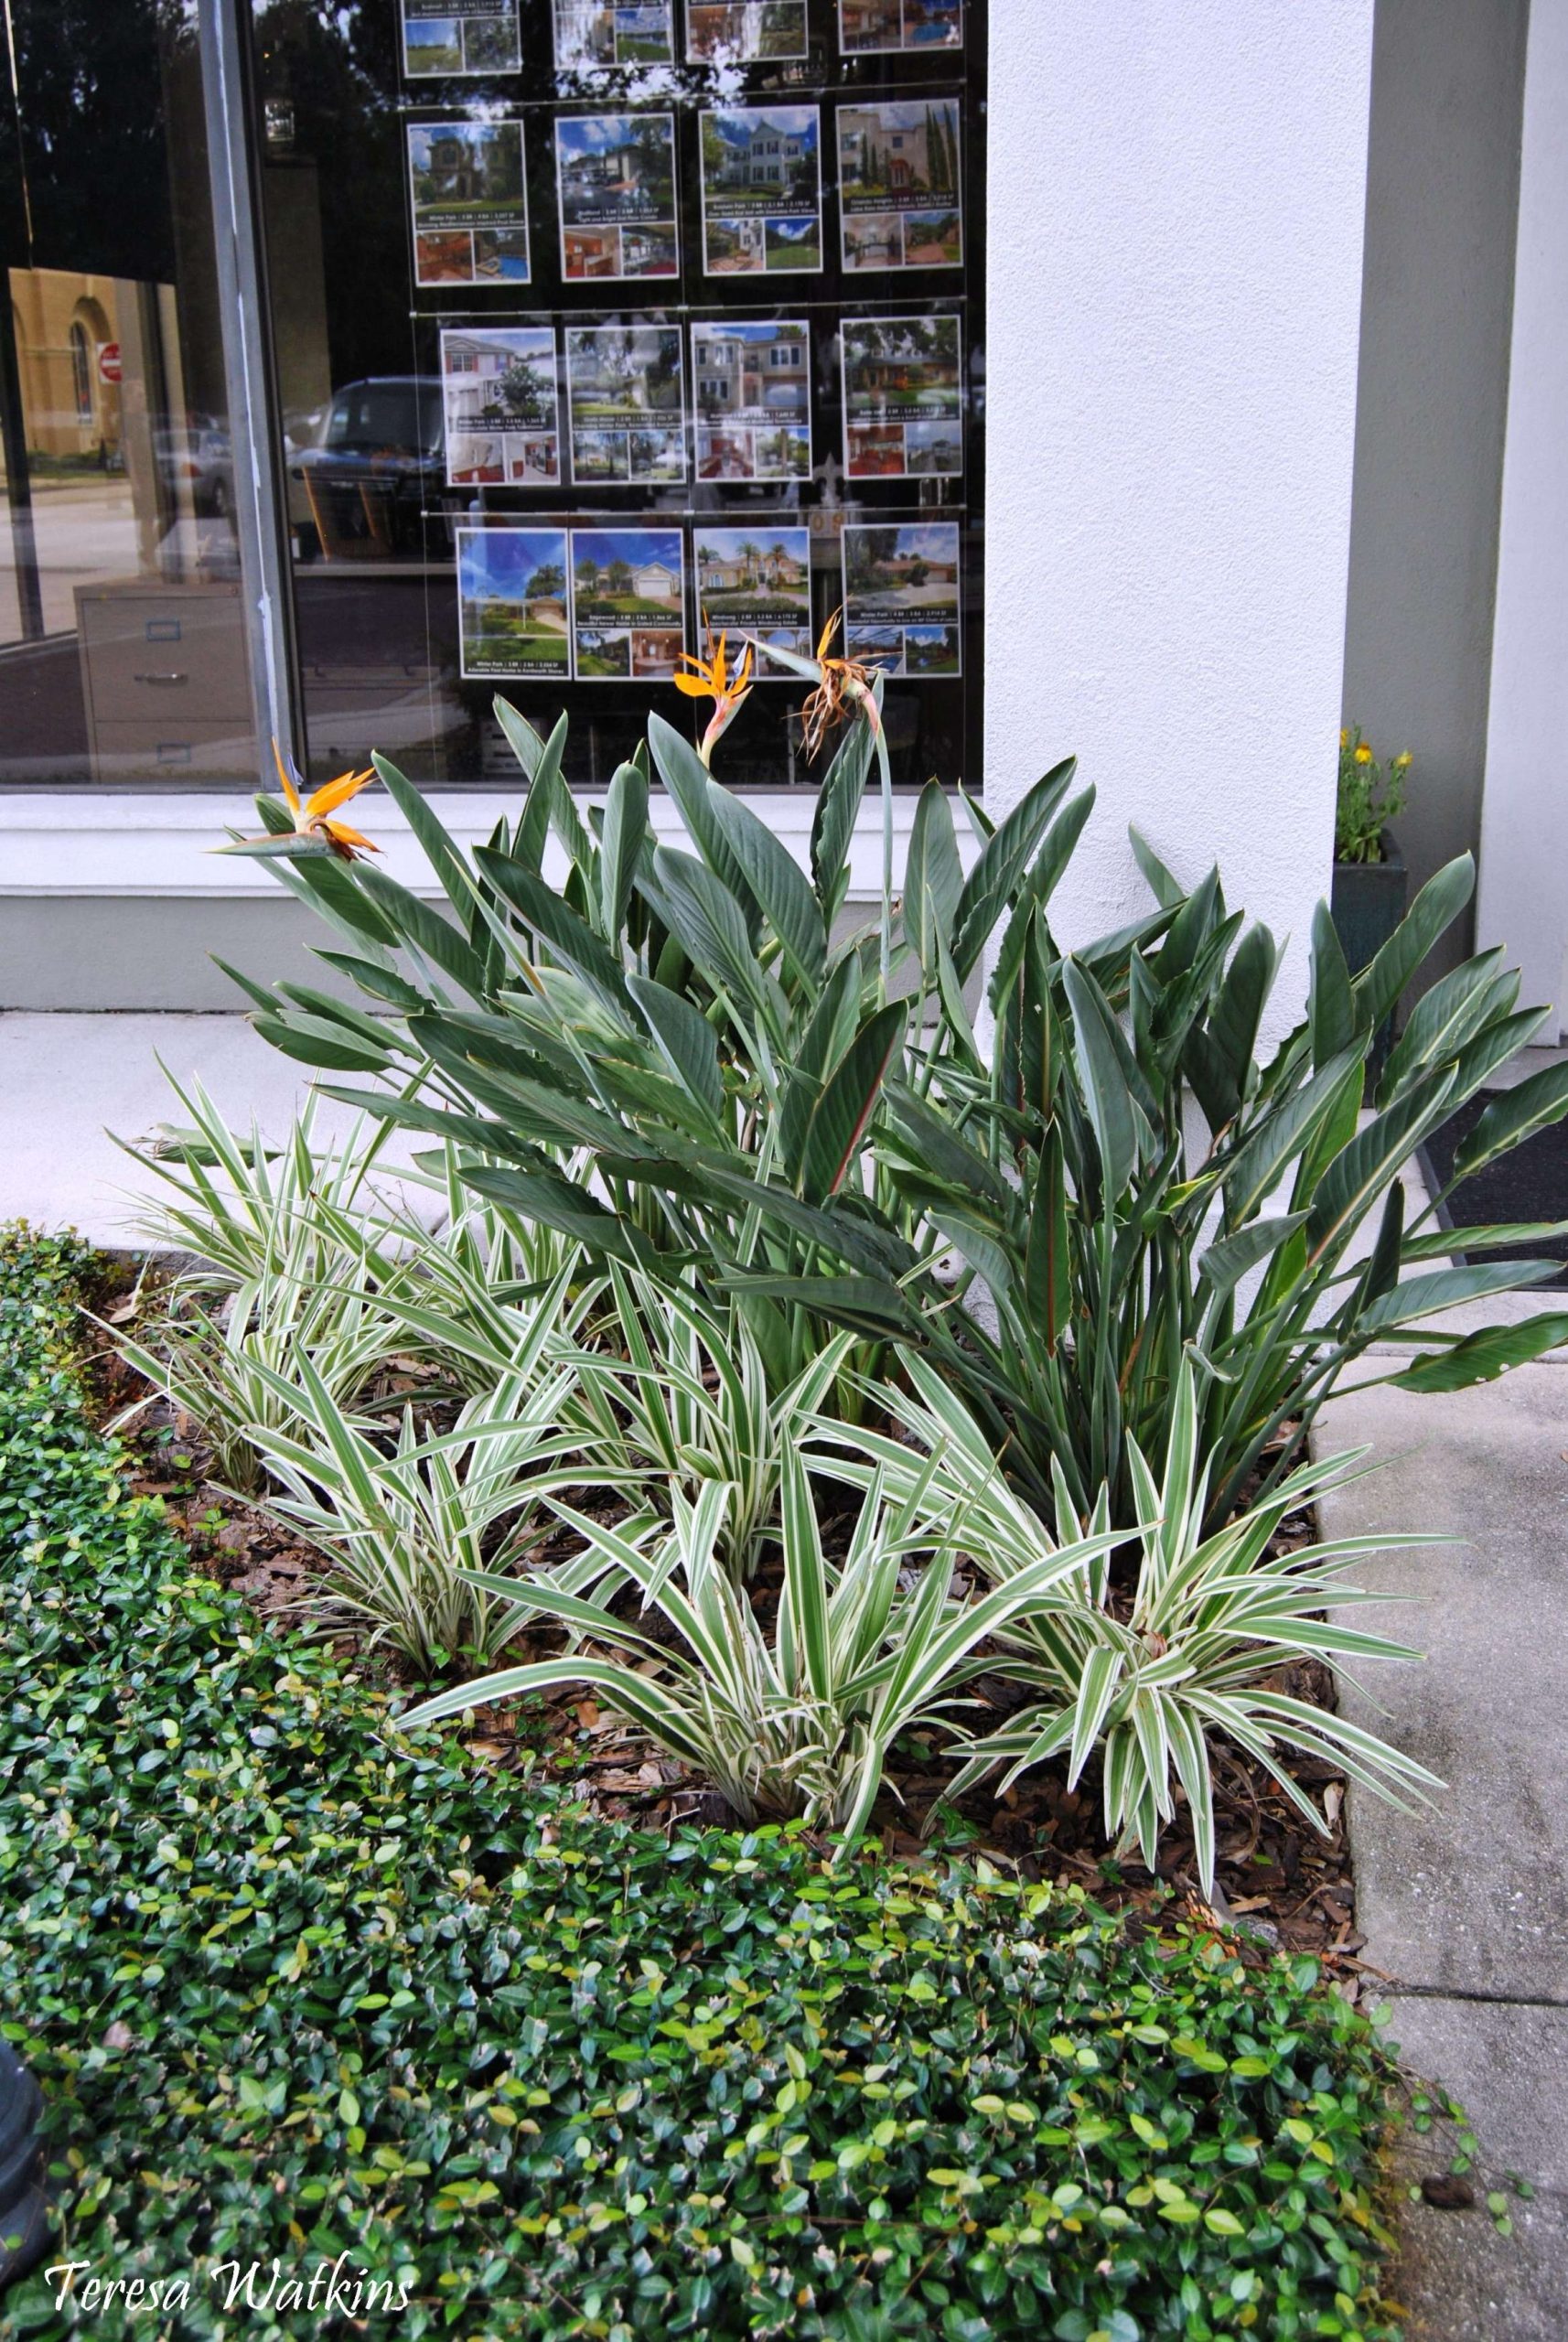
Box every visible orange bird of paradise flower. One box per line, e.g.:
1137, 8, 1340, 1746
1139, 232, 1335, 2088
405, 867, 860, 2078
219, 743, 381, 862
271, 742, 381, 859
674, 618, 754, 768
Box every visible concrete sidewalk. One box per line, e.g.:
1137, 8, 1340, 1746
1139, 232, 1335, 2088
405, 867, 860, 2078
1321, 1350, 1568, 2340
0, 1013, 367, 1248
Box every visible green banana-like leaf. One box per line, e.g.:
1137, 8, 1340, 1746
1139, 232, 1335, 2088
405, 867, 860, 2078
1023, 1137, 1071, 1355
1197, 1213, 1310, 1297
1353, 852, 1474, 1028
903, 779, 963, 976
1391, 1312, 1568, 1392
354, 865, 491, 1003
987, 788, 1096, 1013
627, 973, 725, 1128
250, 1011, 394, 1074
1453, 1060, 1568, 1184
370, 752, 478, 920
1398, 1219, 1568, 1261
1359, 1259, 1551, 1331
1061, 955, 1141, 1201
1360, 1177, 1404, 1303
1128, 827, 1185, 910
705, 784, 826, 993
645, 845, 780, 1037
648, 714, 762, 939
1377, 949, 1513, 1099
1221, 1046, 1363, 1230
950, 759, 1076, 978
796, 1002, 906, 1206
474, 847, 629, 1011
1305, 1065, 1455, 1260
1308, 900, 1358, 1068
599, 758, 650, 945
810, 710, 874, 921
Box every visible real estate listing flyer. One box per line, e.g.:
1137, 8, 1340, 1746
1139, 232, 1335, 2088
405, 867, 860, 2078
838, 0, 961, 53
687, 3, 809, 61
571, 526, 687, 681
841, 315, 961, 479
843, 520, 961, 677
553, 1, 675, 69
565, 324, 686, 487
401, 0, 521, 78
554, 113, 680, 283
693, 528, 813, 663
692, 318, 811, 482
700, 106, 822, 277
836, 99, 962, 273
457, 528, 572, 681
440, 326, 559, 488
408, 119, 530, 286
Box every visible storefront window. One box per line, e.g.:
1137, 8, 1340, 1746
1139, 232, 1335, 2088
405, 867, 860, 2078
0, 3, 251, 786
250, 0, 985, 790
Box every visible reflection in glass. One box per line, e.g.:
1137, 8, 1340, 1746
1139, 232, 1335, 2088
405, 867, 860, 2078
0, 2, 250, 786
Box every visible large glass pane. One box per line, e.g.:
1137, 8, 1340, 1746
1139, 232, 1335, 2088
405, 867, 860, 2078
0, 2, 250, 788
249, 0, 985, 791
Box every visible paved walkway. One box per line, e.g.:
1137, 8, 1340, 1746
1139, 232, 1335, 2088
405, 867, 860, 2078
1322, 1324, 1568, 2339
0, 1013, 379, 1248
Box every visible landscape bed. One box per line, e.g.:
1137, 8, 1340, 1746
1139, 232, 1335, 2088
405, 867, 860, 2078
0, 1227, 1406, 2340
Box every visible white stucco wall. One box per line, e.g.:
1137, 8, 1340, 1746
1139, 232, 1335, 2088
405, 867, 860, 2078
1476, 0, 1568, 1033
984, 0, 1375, 1041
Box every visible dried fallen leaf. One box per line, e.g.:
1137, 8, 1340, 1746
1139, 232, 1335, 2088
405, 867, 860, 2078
575, 1699, 600, 1730
1420, 2175, 1476, 2211
1324, 1782, 1344, 1827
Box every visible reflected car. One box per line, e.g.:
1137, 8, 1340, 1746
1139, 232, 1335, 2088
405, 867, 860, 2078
289, 376, 446, 558
154, 419, 232, 516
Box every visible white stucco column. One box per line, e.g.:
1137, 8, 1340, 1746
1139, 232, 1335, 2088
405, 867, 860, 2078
983, 0, 1375, 1042
1476, 0, 1568, 1034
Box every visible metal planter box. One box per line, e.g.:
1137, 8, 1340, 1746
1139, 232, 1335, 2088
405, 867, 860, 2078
1331, 826, 1407, 977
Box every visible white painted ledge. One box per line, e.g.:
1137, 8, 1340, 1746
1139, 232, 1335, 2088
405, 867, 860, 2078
0, 789, 941, 899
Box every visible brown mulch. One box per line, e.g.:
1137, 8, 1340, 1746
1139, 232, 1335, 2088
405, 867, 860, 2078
80, 1252, 1368, 1989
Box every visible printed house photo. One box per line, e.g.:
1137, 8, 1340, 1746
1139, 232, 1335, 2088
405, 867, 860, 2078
456, 527, 571, 679
404, 0, 522, 73
843, 519, 961, 676
571, 526, 685, 680
839, 0, 961, 50
440, 326, 558, 487
694, 528, 812, 660
555, 113, 679, 281
408, 120, 529, 286
553, 0, 674, 68
692, 319, 811, 481
402, 12, 464, 75
837, 99, 961, 272
842, 315, 961, 478
687, 3, 809, 61
566, 325, 685, 486
701, 107, 822, 276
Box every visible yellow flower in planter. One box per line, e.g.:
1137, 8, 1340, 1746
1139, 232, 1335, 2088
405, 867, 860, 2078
1354, 742, 1374, 764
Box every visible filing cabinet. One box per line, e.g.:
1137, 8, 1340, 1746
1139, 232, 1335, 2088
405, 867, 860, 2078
74, 580, 254, 781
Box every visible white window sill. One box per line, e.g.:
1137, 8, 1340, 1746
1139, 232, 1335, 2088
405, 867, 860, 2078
0, 788, 936, 898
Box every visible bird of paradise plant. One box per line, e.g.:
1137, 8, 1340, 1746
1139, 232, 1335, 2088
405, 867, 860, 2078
674, 618, 754, 769
219, 743, 381, 862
